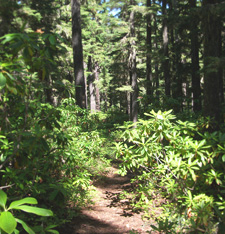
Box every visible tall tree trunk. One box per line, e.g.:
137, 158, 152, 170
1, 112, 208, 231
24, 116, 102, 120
94, 62, 101, 111
189, 0, 201, 112
72, 0, 86, 109
171, 0, 183, 112
153, 0, 159, 99
202, 0, 222, 126
218, 20, 224, 105
129, 0, 138, 123
102, 69, 108, 112
127, 89, 131, 116
88, 56, 96, 112
146, 0, 153, 101
88, 57, 100, 112
162, 0, 170, 97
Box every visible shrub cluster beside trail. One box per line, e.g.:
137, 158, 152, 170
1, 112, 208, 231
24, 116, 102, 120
0, 30, 119, 233
1, 1, 224, 233
0, 30, 114, 233
1, 31, 224, 232
115, 110, 225, 233
0, 96, 114, 233
1, 89, 225, 233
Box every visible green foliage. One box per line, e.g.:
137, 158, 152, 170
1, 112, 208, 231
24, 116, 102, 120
0, 25, 111, 228
59, 98, 112, 174
0, 0, 224, 232
0, 93, 114, 228
150, 218, 176, 233
115, 110, 225, 232
0, 190, 55, 234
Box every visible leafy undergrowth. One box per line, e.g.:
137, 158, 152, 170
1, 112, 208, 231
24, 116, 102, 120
1, 98, 225, 233
0, 98, 116, 232
115, 110, 225, 233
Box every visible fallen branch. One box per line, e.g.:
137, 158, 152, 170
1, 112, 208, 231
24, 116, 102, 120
0, 184, 15, 189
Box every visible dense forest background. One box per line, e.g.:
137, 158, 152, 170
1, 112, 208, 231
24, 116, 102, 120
0, 0, 225, 233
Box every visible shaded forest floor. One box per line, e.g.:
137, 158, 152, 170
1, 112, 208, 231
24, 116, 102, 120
63, 165, 156, 234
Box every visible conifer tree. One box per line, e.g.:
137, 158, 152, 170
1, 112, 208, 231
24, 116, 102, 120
72, 0, 86, 108
146, 0, 153, 101
190, 0, 202, 112
129, 0, 138, 123
162, 0, 170, 97
202, 0, 222, 125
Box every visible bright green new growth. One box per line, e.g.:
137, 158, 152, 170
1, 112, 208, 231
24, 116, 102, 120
0, 190, 54, 234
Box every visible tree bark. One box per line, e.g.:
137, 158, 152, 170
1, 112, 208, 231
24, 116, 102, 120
146, 0, 153, 101
87, 57, 101, 112
129, 0, 138, 123
202, 0, 222, 125
153, 0, 159, 99
162, 0, 170, 97
189, 0, 201, 112
72, 0, 86, 109
218, 20, 224, 105
170, 0, 183, 112
88, 56, 96, 112
94, 62, 101, 111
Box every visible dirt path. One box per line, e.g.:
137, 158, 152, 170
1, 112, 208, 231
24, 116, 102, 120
65, 166, 153, 234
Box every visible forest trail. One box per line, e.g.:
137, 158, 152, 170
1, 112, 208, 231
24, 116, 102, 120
65, 166, 153, 234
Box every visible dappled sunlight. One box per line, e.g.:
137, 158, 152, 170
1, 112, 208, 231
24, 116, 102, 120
67, 164, 152, 234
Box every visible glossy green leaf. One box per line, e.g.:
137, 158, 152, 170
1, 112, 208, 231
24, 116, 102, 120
0, 190, 7, 209
28, 47, 33, 56
16, 218, 35, 234
13, 205, 53, 216
7, 86, 17, 95
45, 225, 58, 230
46, 230, 59, 234
0, 73, 6, 88
9, 197, 37, 209
14, 229, 19, 234
190, 170, 196, 181
0, 211, 17, 234
1, 34, 17, 44
222, 154, 225, 162
5, 72, 14, 81
49, 35, 56, 45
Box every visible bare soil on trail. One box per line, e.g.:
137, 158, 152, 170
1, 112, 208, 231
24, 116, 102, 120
64, 166, 154, 234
